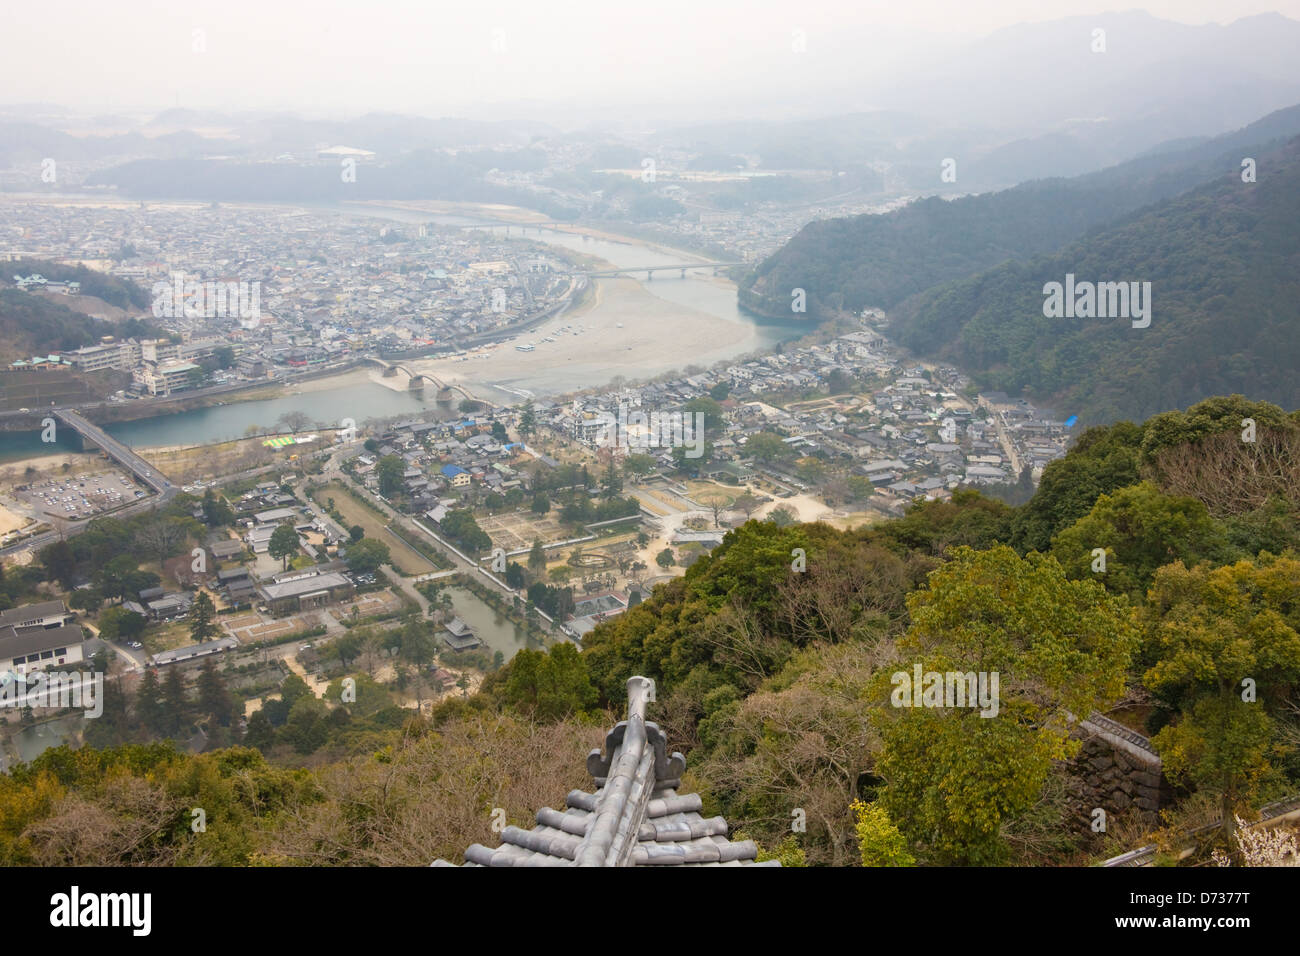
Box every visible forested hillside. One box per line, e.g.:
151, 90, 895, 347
0, 261, 155, 358
890, 137, 1300, 423
737, 103, 1300, 321
2, 395, 1298, 867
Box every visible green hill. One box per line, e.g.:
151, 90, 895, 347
737, 103, 1300, 320
891, 136, 1300, 423
0, 262, 155, 360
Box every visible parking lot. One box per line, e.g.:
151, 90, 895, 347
14, 469, 144, 522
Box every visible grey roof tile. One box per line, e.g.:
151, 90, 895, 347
434, 675, 776, 867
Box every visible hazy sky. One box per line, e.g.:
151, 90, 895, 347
2, 1, 1298, 120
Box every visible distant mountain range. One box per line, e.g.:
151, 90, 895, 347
9, 14, 1300, 198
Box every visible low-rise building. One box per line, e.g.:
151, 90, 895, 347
260, 570, 354, 614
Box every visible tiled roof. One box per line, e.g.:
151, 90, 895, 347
434, 676, 778, 867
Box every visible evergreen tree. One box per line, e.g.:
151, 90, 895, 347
160, 667, 190, 738
188, 590, 220, 643
196, 658, 235, 727
268, 523, 300, 570
135, 669, 165, 735
243, 710, 276, 752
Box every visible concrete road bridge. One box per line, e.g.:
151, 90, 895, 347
0, 409, 178, 557
54, 409, 175, 496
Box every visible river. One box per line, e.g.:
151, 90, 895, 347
0, 203, 805, 455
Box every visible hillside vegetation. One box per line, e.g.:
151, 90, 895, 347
890, 137, 1300, 423
738, 103, 1300, 321
0, 261, 154, 360
3, 396, 1299, 867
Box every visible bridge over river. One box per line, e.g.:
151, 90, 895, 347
0, 408, 178, 557
363, 357, 477, 405
582, 261, 747, 280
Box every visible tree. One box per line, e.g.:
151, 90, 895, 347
745, 431, 795, 464
243, 710, 276, 752
134, 517, 186, 565
709, 381, 731, 401
440, 510, 491, 553
348, 524, 365, 543
1143, 555, 1300, 847
202, 489, 235, 527
499, 644, 598, 720
39, 540, 77, 587
733, 493, 762, 520
268, 523, 300, 570
1049, 481, 1229, 597
698, 492, 733, 528
98, 606, 146, 643
1008, 421, 1143, 553
187, 590, 220, 643
278, 411, 312, 434
876, 545, 1140, 865
334, 633, 363, 669
601, 462, 623, 499
196, 658, 235, 726
624, 453, 656, 482
95, 554, 141, 602
134, 668, 165, 734
683, 396, 725, 434
827, 368, 854, 395
656, 548, 675, 569
68, 588, 102, 615
531, 493, 550, 515
491, 421, 508, 442
345, 538, 391, 574
767, 505, 797, 527
527, 540, 547, 578
161, 667, 190, 737
797, 458, 826, 486
283, 696, 329, 754
518, 401, 536, 436
852, 801, 916, 867
376, 455, 406, 498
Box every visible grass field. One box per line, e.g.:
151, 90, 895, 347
311, 482, 435, 575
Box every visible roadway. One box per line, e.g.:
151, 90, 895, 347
0, 407, 180, 558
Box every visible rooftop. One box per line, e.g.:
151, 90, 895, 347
435, 676, 776, 867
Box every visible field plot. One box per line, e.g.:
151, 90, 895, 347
477, 511, 571, 553
333, 590, 404, 619
632, 485, 693, 516
224, 613, 315, 643
312, 482, 435, 575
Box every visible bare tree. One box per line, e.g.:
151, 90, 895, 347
134, 516, 186, 565
1151, 428, 1300, 517
278, 411, 312, 434
697, 492, 734, 529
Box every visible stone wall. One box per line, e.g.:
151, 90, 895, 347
1064, 715, 1171, 836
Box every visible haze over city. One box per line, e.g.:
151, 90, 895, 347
4, 0, 1300, 122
